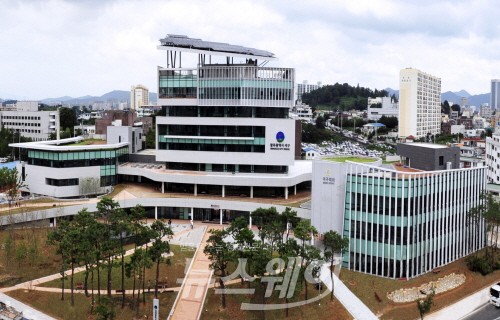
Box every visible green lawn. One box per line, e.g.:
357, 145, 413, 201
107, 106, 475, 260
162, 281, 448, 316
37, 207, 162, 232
201, 281, 352, 320
323, 156, 377, 163
40, 244, 194, 291
0, 228, 61, 287
8, 289, 177, 320
340, 253, 500, 320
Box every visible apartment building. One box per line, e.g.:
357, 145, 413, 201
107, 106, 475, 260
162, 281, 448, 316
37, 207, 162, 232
399, 68, 441, 139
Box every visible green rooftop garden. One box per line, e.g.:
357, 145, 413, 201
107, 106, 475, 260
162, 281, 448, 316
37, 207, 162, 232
65, 139, 106, 146
323, 156, 378, 163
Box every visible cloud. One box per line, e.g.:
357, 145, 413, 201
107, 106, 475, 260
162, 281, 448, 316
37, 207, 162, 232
1, 0, 500, 99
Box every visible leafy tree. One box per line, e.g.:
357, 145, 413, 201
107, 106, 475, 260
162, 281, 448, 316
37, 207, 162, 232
149, 220, 173, 298
146, 126, 156, 149
293, 220, 318, 301
227, 217, 255, 284
59, 107, 78, 134
416, 290, 435, 320
451, 104, 461, 113
323, 230, 349, 301
204, 228, 233, 308
441, 100, 450, 115
130, 248, 152, 317
378, 116, 398, 129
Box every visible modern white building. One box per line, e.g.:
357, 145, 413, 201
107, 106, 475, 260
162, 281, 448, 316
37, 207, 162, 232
491, 79, 500, 110
0, 101, 60, 141
486, 133, 500, 184
130, 84, 149, 111
138, 34, 311, 199
296, 80, 322, 103
290, 104, 313, 123
367, 96, 399, 120
399, 68, 441, 139
312, 154, 486, 279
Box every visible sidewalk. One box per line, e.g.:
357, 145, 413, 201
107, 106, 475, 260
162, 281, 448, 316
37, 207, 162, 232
168, 225, 218, 320
427, 282, 496, 320
320, 264, 378, 320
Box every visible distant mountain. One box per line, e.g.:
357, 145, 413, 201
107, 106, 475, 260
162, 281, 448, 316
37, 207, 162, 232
386, 87, 489, 106
385, 88, 399, 97
40, 90, 157, 106
454, 89, 471, 98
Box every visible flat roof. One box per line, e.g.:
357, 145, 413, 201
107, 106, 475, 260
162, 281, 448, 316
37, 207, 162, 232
402, 142, 448, 149
158, 34, 277, 60
9, 137, 128, 151
321, 156, 378, 163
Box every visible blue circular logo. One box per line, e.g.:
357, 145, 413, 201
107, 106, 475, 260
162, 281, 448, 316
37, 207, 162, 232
276, 131, 285, 143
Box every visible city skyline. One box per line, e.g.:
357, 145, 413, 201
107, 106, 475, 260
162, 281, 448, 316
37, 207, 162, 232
2, 0, 500, 99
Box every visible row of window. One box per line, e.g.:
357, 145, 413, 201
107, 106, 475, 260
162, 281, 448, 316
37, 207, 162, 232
161, 106, 289, 119
165, 162, 288, 173
45, 178, 79, 186
158, 125, 265, 138
2, 116, 42, 120
2, 122, 42, 127
28, 158, 120, 168
159, 143, 265, 153
28, 148, 128, 161
198, 87, 292, 101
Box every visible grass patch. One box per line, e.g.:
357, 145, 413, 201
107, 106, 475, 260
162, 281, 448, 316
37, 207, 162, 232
0, 205, 64, 217
201, 281, 352, 320
0, 227, 61, 287
66, 139, 106, 146
7, 289, 176, 320
323, 156, 377, 163
40, 244, 194, 291
340, 253, 500, 319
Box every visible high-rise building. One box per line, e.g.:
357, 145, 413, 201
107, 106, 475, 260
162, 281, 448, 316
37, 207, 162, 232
130, 84, 149, 111
153, 34, 309, 199
491, 79, 500, 109
296, 80, 322, 103
398, 68, 441, 139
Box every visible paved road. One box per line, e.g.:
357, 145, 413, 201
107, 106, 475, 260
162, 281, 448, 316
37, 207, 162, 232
462, 303, 500, 320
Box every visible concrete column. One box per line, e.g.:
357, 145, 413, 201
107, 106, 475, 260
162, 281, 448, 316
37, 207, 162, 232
53, 217, 56, 228
310, 231, 314, 246
222, 185, 225, 198
155, 206, 158, 220
250, 186, 254, 198
249, 214, 252, 229
294, 185, 297, 195
194, 184, 197, 196
161, 182, 164, 194
220, 209, 223, 225
284, 187, 289, 200
191, 207, 194, 222
138, 176, 142, 183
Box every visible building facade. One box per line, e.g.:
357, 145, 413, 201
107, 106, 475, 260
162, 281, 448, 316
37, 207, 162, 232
486, 133, 500, 184
399, 68, 441, 139
491, 79, 500, 110
11, 137, 129, 198
130, 84, 149, 111
149, 34, 310, 198
367, 96, 399, 120
296, 80, 322, 103
0, 101, 60, 141
312, 157, 486, 279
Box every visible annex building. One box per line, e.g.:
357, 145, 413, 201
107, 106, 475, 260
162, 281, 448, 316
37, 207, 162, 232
312, 144, 486, 279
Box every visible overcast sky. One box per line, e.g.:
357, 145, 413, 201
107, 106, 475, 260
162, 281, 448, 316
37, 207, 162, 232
2, 0, 500, 100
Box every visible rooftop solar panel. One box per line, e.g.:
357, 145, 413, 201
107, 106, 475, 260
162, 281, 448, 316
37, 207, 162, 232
159, 34, 276, 59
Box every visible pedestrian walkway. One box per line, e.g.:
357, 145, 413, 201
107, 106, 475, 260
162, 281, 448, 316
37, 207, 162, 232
168, 225, 220, 320
320, 264, 378, 320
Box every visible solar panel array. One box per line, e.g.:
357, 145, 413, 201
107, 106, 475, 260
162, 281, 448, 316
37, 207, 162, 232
159, 34, 275, 58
